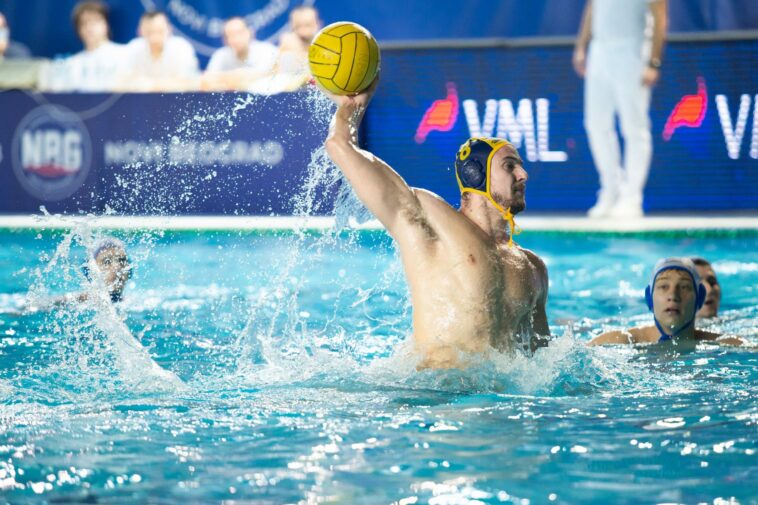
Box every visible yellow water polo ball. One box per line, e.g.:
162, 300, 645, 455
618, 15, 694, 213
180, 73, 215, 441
308, 21, 380, 95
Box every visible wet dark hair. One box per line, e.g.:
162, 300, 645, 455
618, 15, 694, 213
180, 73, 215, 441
225, 16, 246, 25
140, 10, 168, 22
72, 1, 110, 32
223, 16, 250, 35
290, 5, 319, 19
691, 257, 712, 267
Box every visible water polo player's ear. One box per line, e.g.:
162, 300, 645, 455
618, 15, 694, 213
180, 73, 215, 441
82, 265, 91, 281
645, 285, 654, 310
695, 283, 707, 311
459, 159, 485, 189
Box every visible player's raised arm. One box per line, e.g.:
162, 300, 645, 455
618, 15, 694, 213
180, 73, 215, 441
324, 80, 424, 239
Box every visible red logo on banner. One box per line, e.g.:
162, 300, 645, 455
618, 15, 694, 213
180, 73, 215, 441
415, 82, 459, 144
24, 163, 79, 178
663, 77, 708, 141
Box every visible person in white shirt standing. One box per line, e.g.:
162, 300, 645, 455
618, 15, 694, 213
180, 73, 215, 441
66, 1, 126, 92
573, 0, 668, 218
202, 17, 277, 91
123, 10, 199, 92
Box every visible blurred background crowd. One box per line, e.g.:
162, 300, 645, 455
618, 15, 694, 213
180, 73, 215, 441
0, 1, 322, 93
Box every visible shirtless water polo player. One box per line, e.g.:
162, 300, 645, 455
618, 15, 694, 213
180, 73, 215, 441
324, 79, 550, 369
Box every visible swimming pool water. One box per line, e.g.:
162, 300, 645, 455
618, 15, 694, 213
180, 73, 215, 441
0, 227, 756, 504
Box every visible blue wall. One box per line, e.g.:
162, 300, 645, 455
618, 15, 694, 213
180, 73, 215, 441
1, 0, 757, 64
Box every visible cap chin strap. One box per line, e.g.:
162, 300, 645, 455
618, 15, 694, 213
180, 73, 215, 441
654, 314, 696, 342
461, 188, 521, 247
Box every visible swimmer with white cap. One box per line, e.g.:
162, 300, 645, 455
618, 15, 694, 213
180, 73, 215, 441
323, 76, 550, 369
589, 257, 742, 346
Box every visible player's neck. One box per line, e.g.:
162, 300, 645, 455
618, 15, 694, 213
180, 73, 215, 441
675, 323, 697, 340
652, 319, 697, 340
461, 195, 511, 245
85, 38, 108, 52
236, 46, 249, 61
149, 44, 164, 59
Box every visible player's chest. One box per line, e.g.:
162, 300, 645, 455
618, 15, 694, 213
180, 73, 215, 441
448, 246, 537, 300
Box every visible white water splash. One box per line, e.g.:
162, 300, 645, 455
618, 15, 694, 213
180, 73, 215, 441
24, 216, 185, 394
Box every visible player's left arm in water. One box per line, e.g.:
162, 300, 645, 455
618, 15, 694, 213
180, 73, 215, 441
324, 78, 432, 245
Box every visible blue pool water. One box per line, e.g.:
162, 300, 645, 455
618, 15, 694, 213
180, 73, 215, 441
0, 226, 756, 504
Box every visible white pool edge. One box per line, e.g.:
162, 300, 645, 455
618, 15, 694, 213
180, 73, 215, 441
0, 214, 756, 232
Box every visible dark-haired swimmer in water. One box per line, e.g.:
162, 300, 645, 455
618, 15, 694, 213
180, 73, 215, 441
45, 238, 132, 308
589, 257, 743, 347
87, 238, 132, 303
323, 79, 550, 369
691, 257, 721, 319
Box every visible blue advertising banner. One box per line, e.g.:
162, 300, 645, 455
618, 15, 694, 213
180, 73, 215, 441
2, 0, 757, 64
1, 37, 756, 216
0, 91, 331, 215
366, 38, 758, 213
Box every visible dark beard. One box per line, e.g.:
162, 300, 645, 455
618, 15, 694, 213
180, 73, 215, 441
491, 191, 526, 214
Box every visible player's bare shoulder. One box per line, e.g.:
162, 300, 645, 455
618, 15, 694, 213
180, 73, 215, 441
520, 247, 547, 276
412, 188, 456, 214
520, 247, 549, 297
694, 329, 745, 346
403, 188, 465, 237
385, 188, 448, 248
413, 188, 487, 241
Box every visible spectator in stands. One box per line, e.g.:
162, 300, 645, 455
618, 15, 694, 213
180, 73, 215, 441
574, 0, 668, 219
201, 17, 277, 91
252, 5, 321, 93
279, 5, 321, 72
692, 257, 721, 318
122, 11, 199, 91
66, 1, 126, 92
0, 11, 32, 60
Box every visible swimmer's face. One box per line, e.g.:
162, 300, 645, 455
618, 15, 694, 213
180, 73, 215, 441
223, 18, 251, 55
652, 269, 697, 331
289, 8, 320, 44
140, 14, 171, 53
695, 263, 720, 318
77, 10, 109, 49
489, 145, 528, 214
95, 246, 131, 297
